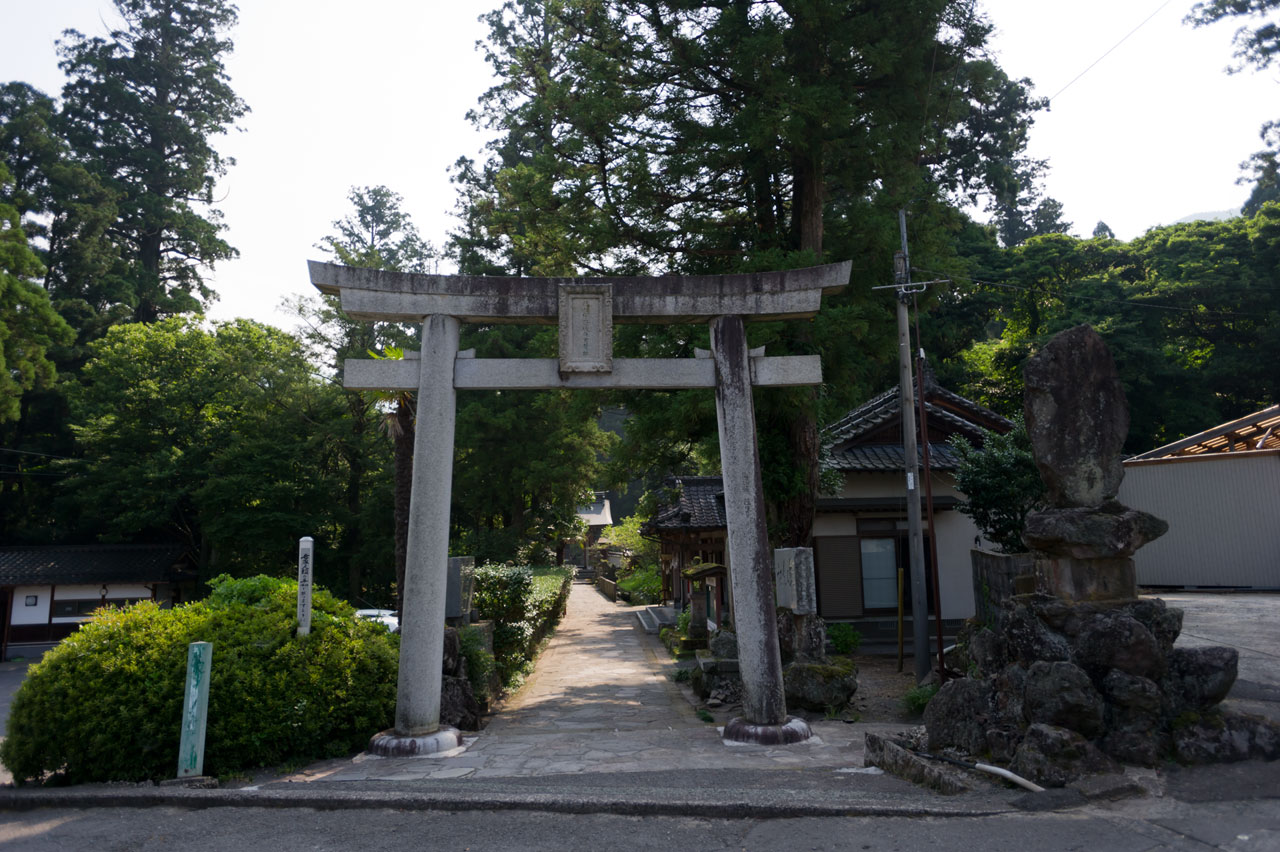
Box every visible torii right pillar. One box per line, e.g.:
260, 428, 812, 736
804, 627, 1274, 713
711, 314, 812, 744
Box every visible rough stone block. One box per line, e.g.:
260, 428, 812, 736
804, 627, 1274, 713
782, 658, 858, 711
1163, 646, 1239, 714
1034, 555, 1136, 603
1022, 324, 1128, 508
1023, 661, 1105, 738
1012, 723, 1121, 788
1073, 612, 1162, 679
864, 733, 976, 795
773, 547, 817, 615
924, 677, 993, 754
1023, 503, 1168, 560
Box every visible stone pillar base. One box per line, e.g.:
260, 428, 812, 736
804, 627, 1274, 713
368, 726, 463, 758
723, 715, 812, 745
1035, 556, 1136, 603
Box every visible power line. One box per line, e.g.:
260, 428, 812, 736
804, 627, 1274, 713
0, 447, 74, 460
914, 266, 1274, 320
1048, 0, 1177, 105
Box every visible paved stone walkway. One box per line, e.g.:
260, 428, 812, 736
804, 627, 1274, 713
287, 581, 900, 784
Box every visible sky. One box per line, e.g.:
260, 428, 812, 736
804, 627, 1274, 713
0, 0, 1275, 328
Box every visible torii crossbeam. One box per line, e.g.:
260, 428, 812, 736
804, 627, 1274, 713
310, 260, 850, 754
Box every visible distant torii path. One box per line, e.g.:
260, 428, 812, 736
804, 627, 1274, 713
310, 259, 850, 753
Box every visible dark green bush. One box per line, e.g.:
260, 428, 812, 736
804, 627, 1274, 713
616, 566, 662, 605
827, 622, 862, 654
0, 574, 397, 785
472, 563, 534, 624
457, 626, 496, 704
471, 563, 570, 688
903, 682, 939, 715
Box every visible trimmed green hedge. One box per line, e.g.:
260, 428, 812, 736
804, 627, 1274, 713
472, 563, 571, 685
1, 575, 398, 785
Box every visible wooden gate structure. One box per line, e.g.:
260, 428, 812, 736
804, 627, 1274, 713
310, 259, 849, 753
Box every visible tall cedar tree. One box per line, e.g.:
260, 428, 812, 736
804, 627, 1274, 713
56, 0, 248, 322
454, 0, 1045, 545
315, 185, 431, 608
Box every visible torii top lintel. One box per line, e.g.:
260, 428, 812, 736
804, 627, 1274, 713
308, 259, 850, 324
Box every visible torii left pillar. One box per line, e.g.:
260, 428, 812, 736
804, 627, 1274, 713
368, 314, 463, 756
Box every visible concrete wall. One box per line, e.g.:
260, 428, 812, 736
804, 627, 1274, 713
1119, 451, 1280, 588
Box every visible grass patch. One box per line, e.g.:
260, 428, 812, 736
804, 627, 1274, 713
902, 682, 939, 715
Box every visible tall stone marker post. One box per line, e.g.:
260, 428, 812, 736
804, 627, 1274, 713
177, 641, 212, 778
297, 536, 314, 636
311, 260, 848, 749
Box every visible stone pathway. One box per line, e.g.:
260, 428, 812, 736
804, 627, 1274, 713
287, 581, 901, 784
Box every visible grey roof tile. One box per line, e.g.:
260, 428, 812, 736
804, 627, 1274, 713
0, 545, 194, 586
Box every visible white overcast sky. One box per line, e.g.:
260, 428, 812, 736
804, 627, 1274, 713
1, 0, 1275, 327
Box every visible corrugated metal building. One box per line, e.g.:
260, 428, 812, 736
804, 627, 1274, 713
1119, 405, 1280, 589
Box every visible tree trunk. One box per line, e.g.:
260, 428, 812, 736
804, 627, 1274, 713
791, 152, 824, 259
393, 396, 415, 613
778, 395, 820, 548
344, 393, 368, 602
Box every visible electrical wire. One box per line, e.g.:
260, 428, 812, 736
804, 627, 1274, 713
913, 266, 1274, 320
1047, 0, 1177, 105
0, 447, 74, 460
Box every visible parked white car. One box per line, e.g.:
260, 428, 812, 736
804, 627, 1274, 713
355, 609, 399, 633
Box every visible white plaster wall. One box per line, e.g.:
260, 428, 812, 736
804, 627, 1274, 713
934, 512, 980, 619
10, 585, 51, 625
50, 583, 156, 624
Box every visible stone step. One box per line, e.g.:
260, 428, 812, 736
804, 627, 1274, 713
647, 605, 678, 629
635, 608, 660, 634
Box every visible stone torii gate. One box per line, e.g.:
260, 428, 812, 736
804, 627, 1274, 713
310, 259, 849, 754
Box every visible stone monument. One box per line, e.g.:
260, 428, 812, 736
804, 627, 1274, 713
916, 325, 1279, 786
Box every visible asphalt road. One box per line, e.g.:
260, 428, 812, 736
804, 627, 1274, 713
1, 799, 1278, 851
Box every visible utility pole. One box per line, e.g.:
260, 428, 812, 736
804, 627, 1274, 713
876, 209, 931, 683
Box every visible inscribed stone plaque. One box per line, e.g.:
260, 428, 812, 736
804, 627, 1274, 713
558, 284, 613, 373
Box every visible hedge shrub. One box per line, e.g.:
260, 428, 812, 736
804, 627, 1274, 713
1, 575, 398, 785
472, 563, 571, 686
616, 566, 662, 605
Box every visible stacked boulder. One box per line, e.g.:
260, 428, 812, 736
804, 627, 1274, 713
925, 326, 1279, 786
931, 595, 1277, 786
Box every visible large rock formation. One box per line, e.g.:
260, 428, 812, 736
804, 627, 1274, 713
920, 325, 1278, 787
928, 597, 1280, 783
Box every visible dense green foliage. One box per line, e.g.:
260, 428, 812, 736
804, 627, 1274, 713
826, 622, 863, 655
599, 513, 660, 569
56, 0, 248, 323
472, 563, 572, 685
936, 205, 1280, 452
0, 163, 73, 423
949, 420, 1046, 554
458, 625, 498, 704
0, 575, 397, 785
616, 566, 662, 605
451, 0, 1050, 545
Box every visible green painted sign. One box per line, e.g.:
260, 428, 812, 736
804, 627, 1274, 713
177, 641, 212, 778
